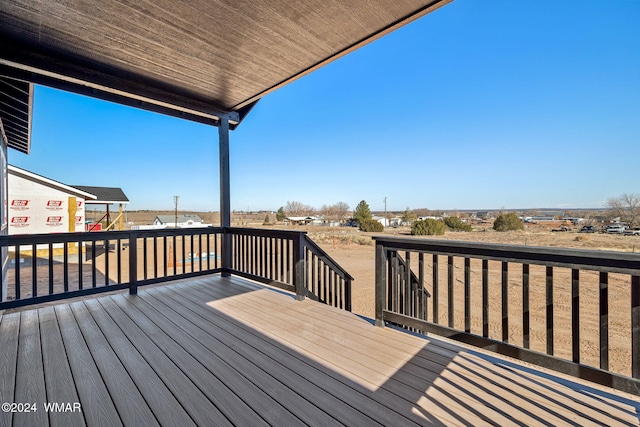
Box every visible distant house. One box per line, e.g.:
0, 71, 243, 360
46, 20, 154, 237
473, 211, 492, 221
389, 217, 403, 228
418, 216, 441, 221
152, 214, 209, 228
284, 216, 320, 226
372, 216, 388, 227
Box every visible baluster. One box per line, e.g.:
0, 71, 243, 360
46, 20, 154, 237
631, 275, 639, 379
448, 255, 454, 328
599, 272, 609, 371
482, 259, 489, 337
502, 261, 508, 343
31, 243, 37, 297
572, 269, 580, 363
405, 251, 411, 317
64, 240, 69, 291
523, 264, 530, 349
546, 266, 554, 355
419, 252, 425, 321
49, 242, 54, 294
464, 257, 471, 333
433, 254, 439, 324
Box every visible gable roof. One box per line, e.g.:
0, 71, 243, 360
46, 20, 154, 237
1, 0, 452, 133
8, 165, 97, 200
155, 214, 203, 224
71, 186, 129, 204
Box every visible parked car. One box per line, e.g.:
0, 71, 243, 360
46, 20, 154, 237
606, 225, 626, 234
578, 225, 597, 233
552, 226, 571, 232
623, 228, 640, 236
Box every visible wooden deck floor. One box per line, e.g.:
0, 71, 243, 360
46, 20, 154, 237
0, 275, 638, 426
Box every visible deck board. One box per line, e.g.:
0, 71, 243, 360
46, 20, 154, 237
14, 311, 47, 427
92, 297, 233, 427
69, 301, 160, 427
172, 279, 433, 426
108, 293, 301, 426
148, 283, 401, 426
1, 275, 638, 426
39, 306, 85, 427
0, 312, 20, 427
123, 291, 346, 426
82, 299, 197, 427
54, 304, 122, 427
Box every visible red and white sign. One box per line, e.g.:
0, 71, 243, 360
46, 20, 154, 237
46, 200, 63, 211
11, 216, 30, 228
10, 200, 30, 211
46, 216, 64, 226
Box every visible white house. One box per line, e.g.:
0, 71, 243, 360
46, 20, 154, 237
283, 216, 322, 226
152, 214, 211, 228
372, 216, 388, 227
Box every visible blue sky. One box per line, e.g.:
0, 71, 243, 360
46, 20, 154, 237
9, 0, 640, 213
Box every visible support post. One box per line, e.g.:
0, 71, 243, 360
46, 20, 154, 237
219, 115, 231, 276
129, 231, 138, 295
293, 232, 306, 301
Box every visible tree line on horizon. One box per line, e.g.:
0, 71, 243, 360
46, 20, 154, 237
272, 193, 640, 231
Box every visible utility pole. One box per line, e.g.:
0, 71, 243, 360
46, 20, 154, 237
174, 195, 179, 228
384, 196, 387, 228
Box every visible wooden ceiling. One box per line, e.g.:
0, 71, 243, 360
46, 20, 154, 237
0, 0, 452, 151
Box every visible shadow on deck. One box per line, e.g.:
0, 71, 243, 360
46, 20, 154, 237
0, 275, 638, 426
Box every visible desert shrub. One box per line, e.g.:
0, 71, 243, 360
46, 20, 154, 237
493, 213, 524, 231
411, 219, 446, 236
444, 216, 472, 232
359, 219, 384, 232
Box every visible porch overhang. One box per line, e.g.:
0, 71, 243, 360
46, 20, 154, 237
0, 0, 452, 130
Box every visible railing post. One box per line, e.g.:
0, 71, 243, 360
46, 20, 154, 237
221, 228, 231, 276
375, 239, 386, 327
129, 231, 138, 295
219, 115, 232, 277
293, 232, 306, 301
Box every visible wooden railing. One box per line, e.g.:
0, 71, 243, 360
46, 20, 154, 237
374, 236, 640, 396
0, 228, 352, 312
0, 228, 223, 310
227, 228, 353, 310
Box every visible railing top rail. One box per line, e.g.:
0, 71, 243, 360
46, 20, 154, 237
225, 227, 307, 239
0, 227, 224, 245
130, 227, 223, 238
373, 236, 640, 275
303, 234, 354, 281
